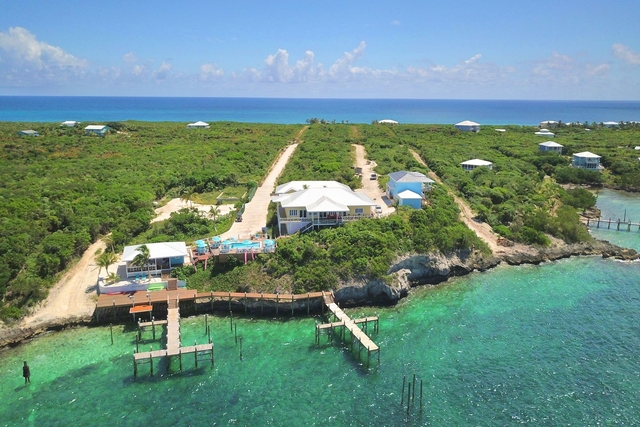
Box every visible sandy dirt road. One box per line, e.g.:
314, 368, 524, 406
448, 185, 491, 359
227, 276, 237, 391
352, 144, 395, 216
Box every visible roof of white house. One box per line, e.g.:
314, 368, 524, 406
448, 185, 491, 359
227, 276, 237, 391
535, 131, 555, 136
122, 242, 188, 262
573, 151, 601, 158
495, 129, 506, 132
603, 121, 620, 126
19, 130, 39, 135
187, 121, 209, 127
274, 180, 350, 195
388, 171, 434, 184
85, 125, 108, 130
61, 120, 79, 125
540, 120, 559, 125
397, 190, 423, 200
461, 159, 493, 166
378, 119, 398, 124
272, 187, 376, 210
539, 141, 564, 147
455, 120, 480, 126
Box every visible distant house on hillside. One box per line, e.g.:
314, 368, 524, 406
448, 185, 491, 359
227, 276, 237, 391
535, 129, 555, 137
85, 125, 111, 136
454, 120, 481, 132
603, 121, 620, 128
61, 121, 79, 127
187, 121, 210, 129
271, 181, 376, 235
539, 141, 563, 153
378, 119, 398, 124
539, 120, 559, 129
572, 151, 603, 171
461, 159, 493, 171
386, 170, 434, 209
17, 130, 39, 137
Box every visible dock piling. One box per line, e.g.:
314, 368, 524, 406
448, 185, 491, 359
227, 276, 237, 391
110, 323, 113, 345
401, 375, 406, 405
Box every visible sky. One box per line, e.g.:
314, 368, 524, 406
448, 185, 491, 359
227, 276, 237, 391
1, 0, 639, 100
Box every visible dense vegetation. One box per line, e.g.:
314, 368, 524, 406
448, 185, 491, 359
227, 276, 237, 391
2, 121, 639, 320
0, 121, 300, 319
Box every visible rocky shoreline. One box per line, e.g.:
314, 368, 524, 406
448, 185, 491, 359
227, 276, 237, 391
1, 239, 637, 349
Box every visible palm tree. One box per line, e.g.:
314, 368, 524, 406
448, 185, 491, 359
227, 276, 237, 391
208, 205, 220, 231
96, 251, 118, 276
180, 189, 194, 207
132, 244, 152, 279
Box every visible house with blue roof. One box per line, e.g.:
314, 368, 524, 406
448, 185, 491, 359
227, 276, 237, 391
386, 171, 434, 209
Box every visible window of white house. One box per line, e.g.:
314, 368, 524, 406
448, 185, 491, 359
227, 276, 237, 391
355, 208, 364, 215
289, 209, 298, 216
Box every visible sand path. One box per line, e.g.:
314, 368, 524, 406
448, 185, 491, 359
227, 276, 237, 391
18, 239, 107, 329
152, 198, 235, 223
409, 149, 505, 253
352, 143, 395, 216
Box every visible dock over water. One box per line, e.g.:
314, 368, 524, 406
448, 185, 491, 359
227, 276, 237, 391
132, 294, 214, 376
317, 292, 380, 368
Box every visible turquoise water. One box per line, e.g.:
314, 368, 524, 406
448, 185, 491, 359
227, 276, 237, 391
1, 191, 640, 426
1, 97, 640, 125
590, 188, 640, 251
230, 242, 261, 250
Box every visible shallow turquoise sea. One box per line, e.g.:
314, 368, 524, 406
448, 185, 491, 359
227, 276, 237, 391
1, 191, 639, 426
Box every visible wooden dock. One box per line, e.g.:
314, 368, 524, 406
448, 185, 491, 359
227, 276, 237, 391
96, 289, 326, 322
133, 294, 214, 377
316, 292, 380, 368
585, 217, 640, 232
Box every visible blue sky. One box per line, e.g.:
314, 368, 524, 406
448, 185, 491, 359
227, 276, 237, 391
1, 0, 639, 99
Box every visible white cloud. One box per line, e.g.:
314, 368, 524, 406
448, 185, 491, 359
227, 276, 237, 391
132, 64, 145, 76
612, 43, 640, 65
122, 52, 138, 64
406, 54, 511, 85
154, 61, 172, 80
0, 27, 87, 75
328, 41, 367, 80
527, 52, 609, 83
199, 63, 224, 81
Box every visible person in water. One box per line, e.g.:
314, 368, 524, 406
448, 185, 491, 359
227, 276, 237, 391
23, 361, 30, 384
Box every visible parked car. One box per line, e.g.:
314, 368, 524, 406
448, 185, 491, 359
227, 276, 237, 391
236, 214, 243, 222
370, 173, 377, 180
374, 205, 382, 214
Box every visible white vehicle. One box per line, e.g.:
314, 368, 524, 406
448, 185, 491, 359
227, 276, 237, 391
374, 205, 382, 214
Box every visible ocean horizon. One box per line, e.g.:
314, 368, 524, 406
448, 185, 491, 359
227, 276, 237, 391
1, 96, 639, 125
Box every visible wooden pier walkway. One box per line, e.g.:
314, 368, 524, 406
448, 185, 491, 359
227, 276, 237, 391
584, 217, 640, 232
133, 294, 213, 377
316, 292, 380, 368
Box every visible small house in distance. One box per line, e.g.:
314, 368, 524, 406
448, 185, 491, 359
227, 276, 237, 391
378, 119, 398, 124
603, 121, 620, 128
461, 159, 493, 171
61, 120, 79, 127
535, 129, 555, 137
85, 125, 111, 136
572, 151, 603, 171
539, 141, 563, 153
17, 130, 39, 137
187, 121, 210, 129
386, 171, 434, 209
454, 120, 481, 133
539, 120, 559, 129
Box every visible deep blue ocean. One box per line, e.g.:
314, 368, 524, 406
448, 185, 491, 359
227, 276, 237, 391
1, 96, 639, 125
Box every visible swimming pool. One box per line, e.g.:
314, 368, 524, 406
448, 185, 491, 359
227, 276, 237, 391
222, 241, 261, 250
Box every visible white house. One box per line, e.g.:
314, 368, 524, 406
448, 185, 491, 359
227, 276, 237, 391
603, 121, 620, 128
454, 120, 481, 132
17, 130, 39, 136
539, 120, 559, 129
539, 141, 563, 153
61, 121, 79, 127
461, 159, 493, 171
187, 121, 210, 129
572, 152, 603, 171
272, 181, 376, 235
85, 125, 111, 136
378, 119, 398, 124
121, 242, 190, 278
535, 129, 555, 137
